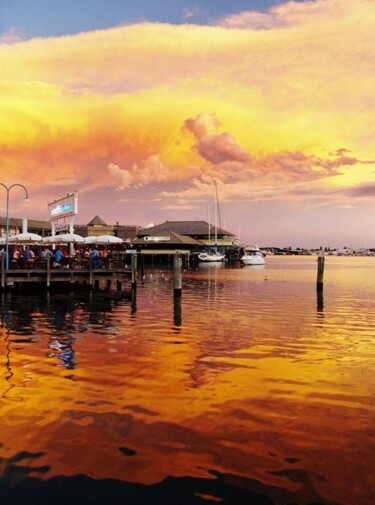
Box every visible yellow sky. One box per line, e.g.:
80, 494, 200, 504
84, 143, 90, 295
0, 0, 374, 245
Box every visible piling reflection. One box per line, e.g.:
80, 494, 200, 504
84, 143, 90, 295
317, 287, 324, 312
173, 294, 182, 327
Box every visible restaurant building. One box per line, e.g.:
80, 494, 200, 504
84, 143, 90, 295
137, 220, 237, 249
0, 215, 139, 242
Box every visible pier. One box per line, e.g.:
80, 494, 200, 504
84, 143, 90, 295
0, 252, 137, 290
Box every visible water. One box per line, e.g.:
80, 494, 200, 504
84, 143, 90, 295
0, 256, 374, 504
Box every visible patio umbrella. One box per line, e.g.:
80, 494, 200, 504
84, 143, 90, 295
43, 233, 84, 244
9, 232, 43, 243
42, 235, 59, 244
94, 235, 123, 244
83, 236, 98, 244
57, 233, 84, 243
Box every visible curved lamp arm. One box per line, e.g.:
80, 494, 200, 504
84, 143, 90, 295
0, 183, 30, 270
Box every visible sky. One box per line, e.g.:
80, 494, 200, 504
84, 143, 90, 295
0, 0, 374, 248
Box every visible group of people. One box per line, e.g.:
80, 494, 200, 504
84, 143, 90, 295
12, 245, 36, 266
9, 245, 106, 269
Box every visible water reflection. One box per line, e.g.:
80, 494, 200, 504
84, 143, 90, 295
173, 294, 182, 327
317, 288, 324, 312
0, 257, 374, 505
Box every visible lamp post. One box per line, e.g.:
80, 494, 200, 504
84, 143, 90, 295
0, 183, 29, 270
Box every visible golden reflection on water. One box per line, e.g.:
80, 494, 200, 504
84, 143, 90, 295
0, 256, 374, 504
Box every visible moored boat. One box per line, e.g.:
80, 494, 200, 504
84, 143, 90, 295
240, 244, 265, 265
198, 251, 226, 262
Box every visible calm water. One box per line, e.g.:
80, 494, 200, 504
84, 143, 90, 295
0, 256, 374, 505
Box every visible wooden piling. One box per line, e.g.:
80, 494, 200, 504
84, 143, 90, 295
131, 285, 137, 314
140, 252, 144, 280
89, 256, 93, 287
1, 254, 5, 289
46, 256, 51, 288
173, 295, 182, 326
131, 253, 137, 288
317, 253, 325, 290
174, 252, 182, 296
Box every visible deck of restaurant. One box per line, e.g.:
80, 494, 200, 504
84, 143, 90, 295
0, 252, 137, 290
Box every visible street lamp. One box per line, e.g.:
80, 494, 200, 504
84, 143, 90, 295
0, 183, 29, 270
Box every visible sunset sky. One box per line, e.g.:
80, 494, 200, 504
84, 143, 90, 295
0, 0, 374, 248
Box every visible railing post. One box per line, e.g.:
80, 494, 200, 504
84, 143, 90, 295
46, 253, 50, 288
89, 254, 93, 288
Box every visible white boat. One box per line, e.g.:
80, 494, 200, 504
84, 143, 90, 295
241, 244, 265, 265
198, 251, 226, 262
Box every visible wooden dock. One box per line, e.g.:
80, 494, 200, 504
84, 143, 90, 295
0, 252, 138, 290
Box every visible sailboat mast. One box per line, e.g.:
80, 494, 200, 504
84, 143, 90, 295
208, 204, 211, 247
214, 198, 217, 247
213, 178, 222, 231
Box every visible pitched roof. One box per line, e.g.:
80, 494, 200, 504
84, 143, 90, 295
87, 215, 107, 226
138, 220, 234, 237
0, 216, 51, 228
133, 230, 204, 246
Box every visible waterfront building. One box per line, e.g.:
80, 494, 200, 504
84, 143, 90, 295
137, 220, 237, 251
132, 230, 204, 263
0, 216, 51, 238
0, 215, 139, 242
74, 215, 139, 241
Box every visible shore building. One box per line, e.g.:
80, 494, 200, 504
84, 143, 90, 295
134, 220, 238, 261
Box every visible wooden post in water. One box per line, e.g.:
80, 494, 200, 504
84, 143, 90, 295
131, 285, 137, 314
131, 253, 137, 288
173, 295, 182, 326
140, 252, 144, 281
317, 252, 325, 290
46, 255, 51, 288
89, 256, 93, 288
174, 252, 182, 297
1, 253, 5, 289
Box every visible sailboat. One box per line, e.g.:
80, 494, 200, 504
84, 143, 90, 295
198, 193, 226, 263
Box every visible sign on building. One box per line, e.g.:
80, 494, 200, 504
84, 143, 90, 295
48, 193, 78, 221
144, 236, 171, 242
47, 192, 78, 237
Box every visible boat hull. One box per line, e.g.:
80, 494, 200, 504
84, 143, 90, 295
241, 254, 265, 265
198, 253, 226, 262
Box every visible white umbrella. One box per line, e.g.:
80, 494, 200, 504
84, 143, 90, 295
43, 233, 84, 244
83, 236, 98, 244
42, 235, 60, 244
94, 235, 123, 244
9, 232, 43, 243
57, 233, 84, 243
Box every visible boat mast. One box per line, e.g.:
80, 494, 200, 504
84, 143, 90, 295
208, 204, 211, 248
214, 197, 218, 248
212, 178, 222, 231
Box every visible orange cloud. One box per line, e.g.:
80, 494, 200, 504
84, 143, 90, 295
0, 0, 373, 226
